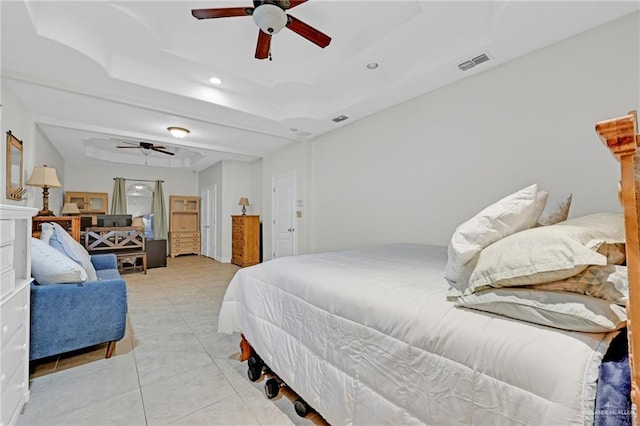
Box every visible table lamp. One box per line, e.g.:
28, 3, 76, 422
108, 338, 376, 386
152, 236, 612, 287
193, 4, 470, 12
61, 202, 81, 216
239, 197, 249, 215
26, 165, 62, 216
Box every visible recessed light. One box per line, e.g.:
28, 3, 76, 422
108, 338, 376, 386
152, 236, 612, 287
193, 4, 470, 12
167, 127, 190, 138
209, 77, 222, 85
366, 62, 379, 70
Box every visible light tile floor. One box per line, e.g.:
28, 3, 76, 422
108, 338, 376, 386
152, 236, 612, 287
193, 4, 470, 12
17, 256, 320, 426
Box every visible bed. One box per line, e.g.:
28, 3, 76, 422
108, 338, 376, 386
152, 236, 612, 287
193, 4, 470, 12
218, 111, 640, 425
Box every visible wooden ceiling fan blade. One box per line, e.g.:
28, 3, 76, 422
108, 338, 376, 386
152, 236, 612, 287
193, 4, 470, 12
116, 146, 143, 149
286, 15, 331, 48
284, 0, 308, 9
255, 30, 271, 60
192, 7, 253, 19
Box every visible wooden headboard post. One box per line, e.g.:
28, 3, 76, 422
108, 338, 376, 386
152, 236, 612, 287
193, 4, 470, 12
595, 111, 640, 404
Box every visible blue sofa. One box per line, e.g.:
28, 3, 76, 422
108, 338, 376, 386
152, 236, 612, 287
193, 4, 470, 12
30, 253, 128, 361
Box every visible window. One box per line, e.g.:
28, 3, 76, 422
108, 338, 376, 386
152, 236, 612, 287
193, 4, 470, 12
126, 183, 154, 239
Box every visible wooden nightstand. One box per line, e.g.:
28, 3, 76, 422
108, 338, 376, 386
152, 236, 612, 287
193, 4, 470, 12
32, 216, 81, 242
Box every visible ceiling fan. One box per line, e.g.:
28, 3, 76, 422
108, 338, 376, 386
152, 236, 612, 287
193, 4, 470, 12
192, 0, 331, 60
116, 141, 175, 156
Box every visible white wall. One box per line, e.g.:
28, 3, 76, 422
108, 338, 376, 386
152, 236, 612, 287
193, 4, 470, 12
198, 159, 262, 262
307, 12, 639, 253
1, 83, 35, 209
34, 126, 65, 215
261, 141, 312, 260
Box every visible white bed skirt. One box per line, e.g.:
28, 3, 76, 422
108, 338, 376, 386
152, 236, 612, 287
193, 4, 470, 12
218, 243, 614, 425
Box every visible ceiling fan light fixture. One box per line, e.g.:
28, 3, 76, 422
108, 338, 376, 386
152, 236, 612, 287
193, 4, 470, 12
167, 127, 190, 138
253, 4, 287, 34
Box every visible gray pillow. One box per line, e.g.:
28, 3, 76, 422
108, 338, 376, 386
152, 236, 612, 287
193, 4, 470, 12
537, 193, 572, 226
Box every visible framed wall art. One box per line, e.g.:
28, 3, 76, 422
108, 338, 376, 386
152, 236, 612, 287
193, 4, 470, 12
6, 131, 24, 201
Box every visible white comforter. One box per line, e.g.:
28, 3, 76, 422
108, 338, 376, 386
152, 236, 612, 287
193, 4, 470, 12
218, 244, 614, 425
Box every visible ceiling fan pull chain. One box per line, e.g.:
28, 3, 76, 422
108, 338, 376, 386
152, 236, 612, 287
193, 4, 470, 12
269, 49, 273, 61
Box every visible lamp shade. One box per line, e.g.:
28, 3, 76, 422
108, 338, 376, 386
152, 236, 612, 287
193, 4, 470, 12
26, 165, 62, 188
61, 203, 81, 215
239, 198, 250, 206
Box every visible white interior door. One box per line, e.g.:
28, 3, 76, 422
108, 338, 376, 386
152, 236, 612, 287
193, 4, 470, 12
272, 172, 296, 258
200, 185, 216, 259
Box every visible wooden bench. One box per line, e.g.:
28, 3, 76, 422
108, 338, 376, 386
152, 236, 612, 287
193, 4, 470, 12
85, 226, 147, 274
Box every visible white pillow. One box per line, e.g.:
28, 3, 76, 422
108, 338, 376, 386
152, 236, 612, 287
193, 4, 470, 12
445, 183, 543, 284
47, 222, 98, 281
31, 238, 88, 284
455, 288, 627, 333
462, 213, 625, 294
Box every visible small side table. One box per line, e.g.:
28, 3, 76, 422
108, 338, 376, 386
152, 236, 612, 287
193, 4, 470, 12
116, 252, 147, 274
146, 239, 167, 268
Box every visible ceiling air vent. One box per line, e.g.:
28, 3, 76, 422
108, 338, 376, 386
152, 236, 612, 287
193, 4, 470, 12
457, 53, 491, 71
332, 115, 349, 123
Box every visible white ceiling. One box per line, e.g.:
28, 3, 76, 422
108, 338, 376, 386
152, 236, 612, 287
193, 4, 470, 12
2, 1, 638, 171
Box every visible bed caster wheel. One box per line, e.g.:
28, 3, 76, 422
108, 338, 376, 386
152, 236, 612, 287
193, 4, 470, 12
247, 364, 262, 382
247, 355, 263, 382
294, 398, 310, 417
247, 354, 262, 369
264, 378, 280, 399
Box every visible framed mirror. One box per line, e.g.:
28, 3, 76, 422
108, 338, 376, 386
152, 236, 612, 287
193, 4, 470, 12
6, 131, 24, 201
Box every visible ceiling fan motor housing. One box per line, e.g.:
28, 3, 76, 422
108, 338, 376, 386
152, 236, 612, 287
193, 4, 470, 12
253, 3, 287, 34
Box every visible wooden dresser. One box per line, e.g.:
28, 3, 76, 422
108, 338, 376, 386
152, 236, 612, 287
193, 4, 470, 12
169, 195, 200, 257
0, 204, 37, 426
231, 215, 260, 267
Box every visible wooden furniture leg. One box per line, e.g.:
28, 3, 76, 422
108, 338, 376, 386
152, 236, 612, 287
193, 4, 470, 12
105, 341, 116, 358
595, 111, 640, 405
240, 334, 252, 361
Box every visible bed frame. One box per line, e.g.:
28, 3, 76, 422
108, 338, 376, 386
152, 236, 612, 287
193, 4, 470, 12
595, 110, 640, 405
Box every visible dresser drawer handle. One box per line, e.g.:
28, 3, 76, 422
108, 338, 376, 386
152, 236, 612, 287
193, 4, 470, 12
18, 381, 26, 390
18, 343, 27, 351
2, 325, 8, 334
21, 304, 28, 312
